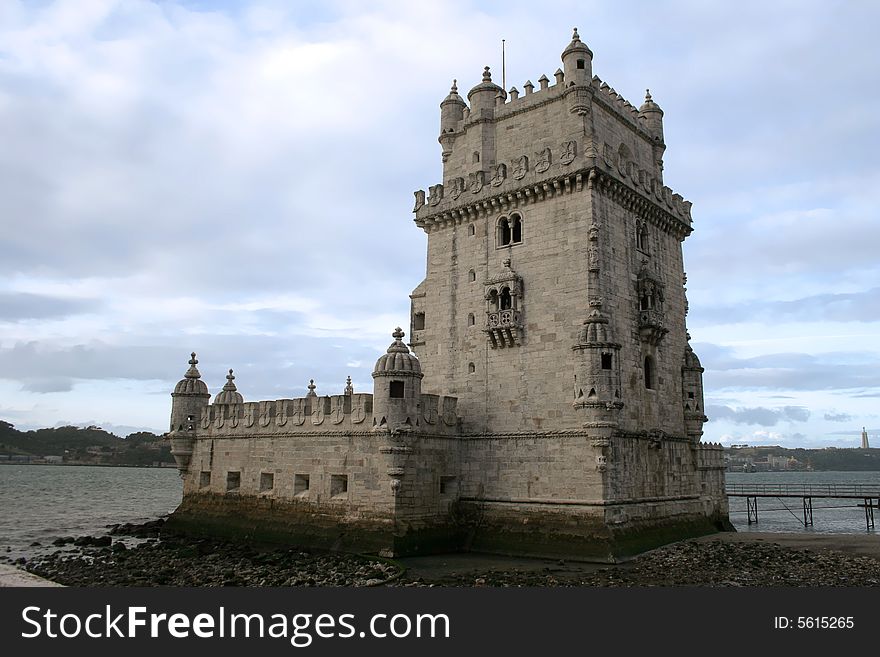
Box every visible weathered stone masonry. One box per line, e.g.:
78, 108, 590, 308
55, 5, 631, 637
166, 30, 730, 561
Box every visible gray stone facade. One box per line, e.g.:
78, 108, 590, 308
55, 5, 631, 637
166, 30, 730, 562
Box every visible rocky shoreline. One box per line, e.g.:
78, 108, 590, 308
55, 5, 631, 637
3, 520, 879, 587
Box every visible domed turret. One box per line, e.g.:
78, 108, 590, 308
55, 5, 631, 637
214, 369, 244, 405
561, 27, 593, 86
372, 328, 423, 430
638, 89, 665, 142
440, 79, 467, 135
572, 308, 622, 423
682, 336, 707, 443
169, 352, 211, 475
468, 66, 503, 113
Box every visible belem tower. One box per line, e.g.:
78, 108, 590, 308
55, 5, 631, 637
166, 29, 731, 561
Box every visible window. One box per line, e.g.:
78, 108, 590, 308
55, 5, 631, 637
389, 381, 405, 398
226, 471, 241, 492
199, 471, 211, 488
294, 474, 310, 496
511, 214, 522, 243
577, 59, 585, 69
644, 356, 655, 389
468, 224, 475, 236
467, 313, 475, 326
640, 293, 653, 311
440, 476, 457, 495
637, 222, 649, 252
500, 287, 512, 310
497, 217, 511, 246
472, 151, 480, 163
601, 353, 613, 370
413, 312, 425, 330
468, 362, 475, 373
468, 269, 476, 282
331, 474, 348, 497
260, 472, 274, 492
488, 289, 499, 312
687, 392, 695, 399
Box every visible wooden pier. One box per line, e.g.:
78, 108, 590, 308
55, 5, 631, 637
726, 483, 880, 530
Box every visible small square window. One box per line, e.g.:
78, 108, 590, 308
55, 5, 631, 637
601, 353, 613, 370
199, 471, 211, 488
577, 59, 585, 70
440, 476, 457, 495
226, 471, 240, 492
389, 381, 405, 398
688, 392, 695, 399
413, 312, 425, 330
294, 474, 310, 496
331, 474, 348, 498
260, 472, 274, 492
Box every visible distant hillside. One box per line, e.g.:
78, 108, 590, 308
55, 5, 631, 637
0, 420, 174, 467
726, 445, 880, 472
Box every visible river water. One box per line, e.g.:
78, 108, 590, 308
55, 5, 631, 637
1, 466, 877, 562
0, 464, 181, 561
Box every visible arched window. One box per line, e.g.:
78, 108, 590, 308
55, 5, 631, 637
472, 151, 480, 163
637, 221, 649, 252
500, 287, 512, 310
488, 289, 499, 312
467, 313, 475, 326
644, 356, 654, 390
510, 213, 522, 244
468, 362, 475, 374
468, 224, 475, 236
468, 269, 476, 282
497, 217, 511, 246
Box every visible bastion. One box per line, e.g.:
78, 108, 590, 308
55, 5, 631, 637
165, 29, 731, 562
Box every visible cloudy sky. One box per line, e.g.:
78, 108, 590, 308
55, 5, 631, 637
0, 0, 877, 447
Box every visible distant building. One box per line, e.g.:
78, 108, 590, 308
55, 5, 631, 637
862, 427, 870, 449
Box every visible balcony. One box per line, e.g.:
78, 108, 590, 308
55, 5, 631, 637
485, 310, 523, 348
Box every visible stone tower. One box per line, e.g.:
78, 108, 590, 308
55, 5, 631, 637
168, 353, 210, 474
862, 427, 870, 449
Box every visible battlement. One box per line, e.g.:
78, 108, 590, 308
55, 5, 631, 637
191, 391, 460, 438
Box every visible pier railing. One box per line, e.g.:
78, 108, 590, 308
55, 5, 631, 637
726, 483, 880, 498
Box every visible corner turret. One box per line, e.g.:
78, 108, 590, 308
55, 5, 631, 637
639, 89, 666, 175
682, 336, 708, 443
561, 27, 592, 86
169, 352, 211, 475
372, 327, 423, 430
439, 79, 467, 162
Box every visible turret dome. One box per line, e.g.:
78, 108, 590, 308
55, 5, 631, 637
173, 352, 209, 396
683, 341, 703, 371
561, 27, 593, 59
372, 328, 423, 377
214, 369, 244, 404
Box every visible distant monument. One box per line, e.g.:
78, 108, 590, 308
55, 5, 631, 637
862, 427, 870, 449
165, 29, 731, 561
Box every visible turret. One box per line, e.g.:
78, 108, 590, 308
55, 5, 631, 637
214, 369, 243, 405
372, 327, 423, 430
467, 66, 503, 113
561, 27, 592, 86
682, 337, 708, 443
169, 352, 210, 475
572, 308, 623, 427
440, 79, 466, 139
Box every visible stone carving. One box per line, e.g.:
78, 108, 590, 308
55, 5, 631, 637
290, 398, 305, 426
244, 406, 255, 428
442, 397, 457, 426
413, 189, 425, 212
512, 155, 529, 180
450, 176, 465, 200
535, 147, 551, 173
560, 140, 577, 165
330, 396, 345, 424
469, 170, 485, 194
311, 399, 325, 425
230, 408, 239, 428
596, 455, 607, 472
259, 402, 271, 427
491, 163, 507, 187
428, 183, 444, 206
422, 395, 438, 425
201, 411, 211, 430
274, 401, 287, 427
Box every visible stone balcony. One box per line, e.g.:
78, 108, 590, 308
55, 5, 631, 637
485, 309, 523, 348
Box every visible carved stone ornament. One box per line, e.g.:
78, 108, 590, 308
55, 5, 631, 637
428, 183, 444, 206
311, 400, 325, 425
451, 177, 465, 200
560, 140, 577, 165
291, 398, 305, 426
244, 406, 255, 427
330, 396, 345, 424
422, 395, 438, 425
275, 401, 288, 427
535, 147, 551, 173
512, 155, 528, 180
491, 163, 507, 187
469, 170, 485, 194
351, 396, 366, 424
413, 189, 425, 212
